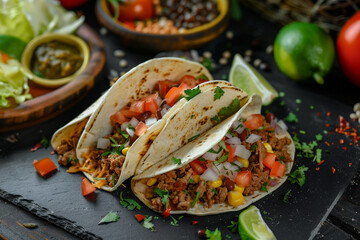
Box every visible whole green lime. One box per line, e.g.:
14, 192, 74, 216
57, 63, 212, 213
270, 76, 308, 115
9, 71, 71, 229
273, 22, 335, 84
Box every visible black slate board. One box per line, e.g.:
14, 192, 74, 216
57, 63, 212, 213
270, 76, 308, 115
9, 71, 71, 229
1, 2, 360, 240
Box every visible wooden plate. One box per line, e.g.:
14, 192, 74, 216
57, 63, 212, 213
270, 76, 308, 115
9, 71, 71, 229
95, 0, 230, 52
0, 24, 106, 132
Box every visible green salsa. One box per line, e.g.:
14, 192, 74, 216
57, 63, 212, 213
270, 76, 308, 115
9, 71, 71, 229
31, 40, 83, 79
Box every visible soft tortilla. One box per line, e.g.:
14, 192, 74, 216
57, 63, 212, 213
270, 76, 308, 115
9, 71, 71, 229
132, 94, 295, 215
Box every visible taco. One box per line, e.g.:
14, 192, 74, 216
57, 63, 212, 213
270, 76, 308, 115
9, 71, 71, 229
132, 94, 295, 215
73, 58, 249, 191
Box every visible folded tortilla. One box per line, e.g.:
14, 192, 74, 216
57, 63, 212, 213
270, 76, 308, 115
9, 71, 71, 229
75, 57, 249, 192
132, 94, 295, 215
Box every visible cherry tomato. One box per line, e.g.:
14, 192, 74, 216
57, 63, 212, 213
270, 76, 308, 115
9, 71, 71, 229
118, 0, 153, 22
337, 11, 360, 87
244, 114, 264, 130
235, 170, 252, 187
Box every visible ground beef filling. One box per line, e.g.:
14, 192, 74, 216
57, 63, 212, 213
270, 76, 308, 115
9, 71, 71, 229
56, 134, 81, 166
142, 117, 292, 211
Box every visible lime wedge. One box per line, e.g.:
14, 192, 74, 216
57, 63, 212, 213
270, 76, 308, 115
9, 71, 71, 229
238, 205, 276, 240
229, 54, 278, 106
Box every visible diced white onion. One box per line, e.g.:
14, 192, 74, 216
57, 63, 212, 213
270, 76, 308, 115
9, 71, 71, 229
124, 141, 130, 148
233, 120, 245, 134
121, 121, 130, 131
97, 138, 110, 149
277, 120, 288, 131
156, 96, 162, 106
134, 182, 147, 193
126, 127, 135, 137
145, 117, 157, 126
129, 117, 139, 128
225, 133, 233, 139
201, 167, 219, 181
226, 137, 242, 145
246, 134, 261, 144
235, 145, 251, 159
203, 151, 219, 161
161, 108, 168, 117
221, 162, 242, 181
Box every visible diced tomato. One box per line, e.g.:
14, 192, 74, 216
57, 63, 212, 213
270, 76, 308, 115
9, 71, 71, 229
226, 144, 236, 162
143, 93, 159, 114
192, 221, 198, 225
164, 83, 190, 106
1, 52, 10, 63
177, 82, 191, 95
270, 161, 285, 177
263, 152, 276, 169
135, 121, 148, 136
33, 157, 57, 178
130, 100, 145, 113
179, 75, 197, 88
135, 214, 146, 222
110, 111, 128, 124
82, 177, 96, 197
174, 181, 187, 191
244, 114, 264, 130
162, 206, 171, 217
158, 80, 178, 97
121, 109, 139, 118
189, 159, 207, 175
235, 170, 252, 187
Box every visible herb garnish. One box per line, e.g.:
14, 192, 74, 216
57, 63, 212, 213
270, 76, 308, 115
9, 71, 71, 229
188, 134, 200, 142
315, 134, 323, 141
98, 211, 120, 225
184, 86, 201, 101
215, 152, 229, 164
313, 148, 322, 163
288, 165, 308, 186
143, 216, 154, 231
154, 188, 170, 208
196, 74, 209, 80
201, 58, 214, 72
127, 124, 135, 131
94, 177, 106, 181
120, 192, 141, 210
171, 157, 181, 165
205, 228, 222, 240
260, 182, 268, 192
218, 140, 228, 151
284, 112, 298, 123
214, 86, 224, 100
170, 215, 183, 226
227, 219, 239, 233
191, 192, 200, 207
67, 157, 79, 163
283, 189, 291, 203
211, 188, 218, 195
218, 99, 241, 119
40, 136, 49, 148
211, 115, 221, 123
188, 178, 194, 184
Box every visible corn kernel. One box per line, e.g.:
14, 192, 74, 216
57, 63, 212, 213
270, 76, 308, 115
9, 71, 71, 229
234, 185, 244, 194
146, 178, 157, 186
192, 175, 200, 184
228, 191, 244, 206
263, 142, 273, 153
208, 177, 222, 188
237, 157, 249, 168
122, 147, 130, 155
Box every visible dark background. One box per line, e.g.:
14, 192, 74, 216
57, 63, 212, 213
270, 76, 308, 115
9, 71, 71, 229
0, 1, 359, 239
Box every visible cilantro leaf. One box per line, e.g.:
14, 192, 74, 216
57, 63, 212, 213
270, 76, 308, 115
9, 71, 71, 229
214, 86, 225, 101
211, 115, 221, 123
218, 99, 241, 119
119, 192, 141, 210
171, 157, 181, 165
188, 134, 200, 142
67, 157, 79, 163
215, 152, 229, 164
94, 177, 106, 181
40, 136, 49, 148
188, 178, 194, 184
313, 148, 322, 163
260, 182, 268, 192
227, 220, 239, 233
154, 188, 170, 208
315, 134, 323, 141
184, 86, 201, 101
170, 215, 183, 226
191, 192, 200, 208
201, 58, 215, 72
196, 74, 209, 80
127, 124, 135, 131
288, 165, 308, 186
143, 216, 154, 231
205, 228, 222, 240
98, 211, 120, 225
284, 112, 298, 123
211, 188, 218, 195
283, 189, 291, 203
218, 140, 227, 151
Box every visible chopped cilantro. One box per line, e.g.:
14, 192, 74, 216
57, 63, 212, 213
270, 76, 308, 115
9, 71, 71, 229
211, 115, 221, 123
214, 86, 225, 101
218, 99, 241, 119
228, 130, 236, 137
313, 148, 322, 163
188, 178, 194, 184
260, 182, 268, 192
170, 215, 183, 226
196, 74, 209, 80
299, 130, 306, 134
184, 190, 188, 194
191, 114, 194, 119
67, 157, 79, 163
191, 192, 200, 208
143, 216, 154, 231
226, 234, 231, 239
280, 100, 285, 106
94, 177, 106, 181
284, 112, 298, 123
98, 211, 120, 225
184, 86, 201, 101
121, 131, 129, 139
215, 152, 229, 164
268, 217, 274, 221
251, 144, 257, 152
279, 92, 285, 97
208, 147, 222, 154
315, 134, 323, 141
310, 105, 315, 110
293, 134, 318, 159
120, 192, 141, 210
296, 99, 302, 104
227, 220, 239, 233
283, 189, 291, 203
205, 228, 222, 240
323, 130, 328, 134
211, 188, 218, 195
40, 136, 49, 148
171, 157, 181, 165
218, 140, 227, 151
288, 165, 308, 186
263, 211, 268, 215
154, 188, 170, 208
188, 134, 200, 142
201, 58, 215, 72
127, 124, 135, 131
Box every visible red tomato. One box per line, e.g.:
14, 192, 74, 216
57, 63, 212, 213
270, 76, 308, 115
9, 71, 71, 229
158, 80, 178, 97
110, 111, 128, 124
135, 214, 146, 222
130, 100, 145, 113
59, 0, 88, 9
162, 206, 171, 217
196, 78, 209, 85
263, 152, 276, 169
226, 144, 236, 162
189, 159, 207, 175
244, 114, 264, 130
120, 109, 139, 118
337, 11, 360, 87
118, 0, 153, 22
143, 93, 159, 114
33, 157, 57, 178
81, 177, 96, 197
135, 121, 148, 136
270, 162, 286, 177
164, 83, 190, 106
235, 170, 252, 187
179, 75, 197, 88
